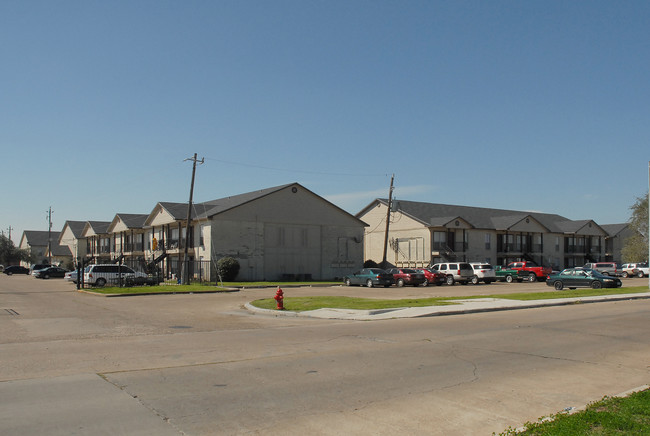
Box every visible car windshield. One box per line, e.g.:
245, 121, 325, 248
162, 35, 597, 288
368, 269, 385, 274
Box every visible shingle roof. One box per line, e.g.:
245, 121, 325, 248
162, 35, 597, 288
364, 199, 617, 235
601, 223, 629, 237
153, 183, 358, 223
61, 221, 86, 238
115, 214, 149, 229
23, 230, 61, 246
85, 221, 111, 235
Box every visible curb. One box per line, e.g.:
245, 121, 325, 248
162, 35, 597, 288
245, 292, 650, 320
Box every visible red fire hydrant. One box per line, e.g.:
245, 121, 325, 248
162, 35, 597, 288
274, 287, 284, 310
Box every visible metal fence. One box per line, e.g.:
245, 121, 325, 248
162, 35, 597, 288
77, 258, 218, 288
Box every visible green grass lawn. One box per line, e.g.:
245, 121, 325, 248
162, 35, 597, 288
250, 286, 650, 312
497, 388, 650, 435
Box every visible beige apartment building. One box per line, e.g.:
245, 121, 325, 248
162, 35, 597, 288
357, 199, 629, 270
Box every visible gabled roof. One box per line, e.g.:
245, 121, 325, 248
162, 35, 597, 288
60, 221, 86, 238
145, 183, 366, 226
358, 199, 608, 235
82, 221, 111, 237
21, 230, 61, 247
601, 223, 629, 237
197, 183, 302, 219
490, 214, 550, 232
108, 214, 149, 232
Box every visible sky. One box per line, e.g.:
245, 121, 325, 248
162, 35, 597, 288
1, 0, 649, 243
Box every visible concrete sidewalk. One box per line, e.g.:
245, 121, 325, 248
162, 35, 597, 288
245, 292, 650, 320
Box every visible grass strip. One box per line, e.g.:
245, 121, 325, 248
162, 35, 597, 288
250, 286, 650, 312
251, 296, 460, 311
497, 388, 650, 435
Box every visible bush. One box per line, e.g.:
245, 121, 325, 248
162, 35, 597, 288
217, 257, 240, 281
364, 259, 379, 268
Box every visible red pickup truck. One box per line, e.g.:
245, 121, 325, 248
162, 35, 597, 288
507, 261, 552, 282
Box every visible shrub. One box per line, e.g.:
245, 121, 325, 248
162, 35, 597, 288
364, 259, 379, 268
217, 257, 240, 281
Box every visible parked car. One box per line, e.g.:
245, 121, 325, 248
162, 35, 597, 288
545, 267, 622, 290
386, 268, 427, 287
3, 265, 30, 275
494, 265, 522, 283
507, 261, 552, 282
469, 263, 497, 284
417, 268, 446, 286
429, 262, 474, 285
343, 268, 394, 288
30, 264, 52, 276
33, 266, 68, 279
64, 270, 78, 283
621, 263, 649, 278
582, 262, 619, 276
84, 264, 147, 287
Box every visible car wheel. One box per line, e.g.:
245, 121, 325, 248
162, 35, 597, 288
96, 278, 107, 287
397, 279, 405, 287
554, 281, 564, 290
470, 275, 479, 285
366, 279, 374, 288
445, 276, 455, 286
622, 272, 629, 278
528, 273, 537, 282
43, 274, 50, 279
345, 278, 351, 286
638, 271, 645, 278
591, 281, 602, 289
505, 275, 513, 283
601, 272, 609, 276
6, 271, 12, 276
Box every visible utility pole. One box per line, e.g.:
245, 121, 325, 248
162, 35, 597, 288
46, 207, 53, 264
6, 226, 12, 242
647, 161, 649, 288
381, 174, 395, 268
181, 153, 204, 285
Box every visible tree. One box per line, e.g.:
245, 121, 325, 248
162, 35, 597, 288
622, 193, 649, 262
0, 235, 31, 266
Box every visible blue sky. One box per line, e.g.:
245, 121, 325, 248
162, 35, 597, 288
1, 0, 649, 243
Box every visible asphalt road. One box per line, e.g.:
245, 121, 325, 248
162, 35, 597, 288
1, 275, 649, 435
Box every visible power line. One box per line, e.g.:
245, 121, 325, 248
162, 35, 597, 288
203, 156, 387, 178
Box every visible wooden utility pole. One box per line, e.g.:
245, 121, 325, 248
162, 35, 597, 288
46, 207, 53, 264
181, 153, 204, 285
381, 174, 395, 267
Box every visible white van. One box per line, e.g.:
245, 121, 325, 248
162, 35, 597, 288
84, 264, 146, 287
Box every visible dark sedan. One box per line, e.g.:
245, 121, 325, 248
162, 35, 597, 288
3, 265, 30, 275
417, 268, 446, 286
344, 268, 394, 288
546, 267, 622, 290
386, 268, 427, 287
33, 266, 68, 279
